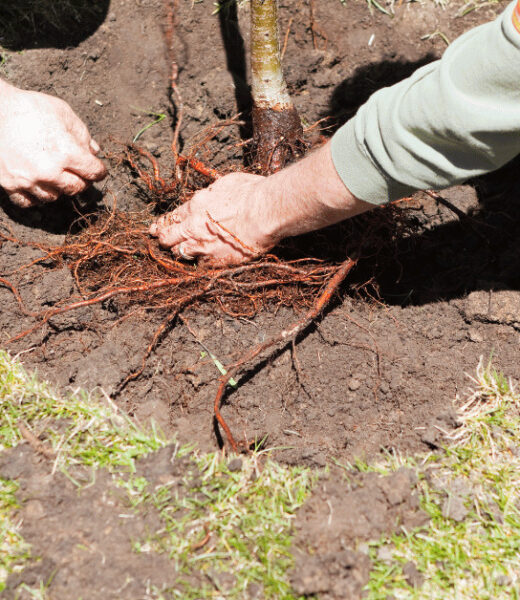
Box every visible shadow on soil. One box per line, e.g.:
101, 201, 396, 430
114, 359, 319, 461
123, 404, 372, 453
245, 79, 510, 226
0, 0, 110, 50
0, 187, 104, 236
325, 55, 438, 131
363, 156, 520, 307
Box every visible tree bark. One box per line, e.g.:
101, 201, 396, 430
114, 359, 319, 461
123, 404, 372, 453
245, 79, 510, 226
250, 0, 303, 173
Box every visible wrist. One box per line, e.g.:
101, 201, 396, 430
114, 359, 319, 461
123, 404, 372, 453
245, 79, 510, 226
257, 142, 373, 242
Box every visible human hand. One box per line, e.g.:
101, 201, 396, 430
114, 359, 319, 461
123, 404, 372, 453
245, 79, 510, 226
0, 80, 107, 207
150, 143, 371, 265
149, 172, 280, 265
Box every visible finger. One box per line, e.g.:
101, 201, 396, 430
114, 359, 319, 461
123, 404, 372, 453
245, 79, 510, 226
30, 184, 61, 203
199, 254, 244, 268
58, 171, 89, 197
172, 241, 198, 261
90, 139, 101, 155
155, 210, 182, 230
157, 222, 184, 248
9, 191, 38, 208
66, 145, 107, 182
149, 213, 170, 236
152, 211, 185, 247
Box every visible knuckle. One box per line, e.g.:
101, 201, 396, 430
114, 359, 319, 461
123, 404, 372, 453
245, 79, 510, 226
63, 179, 87, 197
9, 192, 33, 208
37, 165, 63, 185
89, 158, 107, 180
35, 190, 59, 203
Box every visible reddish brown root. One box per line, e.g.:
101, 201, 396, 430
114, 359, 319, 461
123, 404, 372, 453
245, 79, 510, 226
212, 257, 358, 452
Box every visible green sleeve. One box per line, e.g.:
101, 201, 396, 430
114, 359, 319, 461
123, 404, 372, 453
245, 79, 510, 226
331, 0, 520, 205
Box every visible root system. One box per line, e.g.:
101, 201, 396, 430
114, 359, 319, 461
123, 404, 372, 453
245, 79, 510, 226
0, 140, 410, 451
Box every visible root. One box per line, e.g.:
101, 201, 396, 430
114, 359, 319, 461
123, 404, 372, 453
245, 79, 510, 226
212, 257, 357, 452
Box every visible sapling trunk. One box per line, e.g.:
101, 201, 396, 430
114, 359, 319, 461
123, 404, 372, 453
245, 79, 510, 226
250, 0, 303, 173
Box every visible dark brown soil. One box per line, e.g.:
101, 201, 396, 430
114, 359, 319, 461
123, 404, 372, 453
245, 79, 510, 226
0, 443, 213, 599
1, 0, 519, 597
290, 466, 429, 598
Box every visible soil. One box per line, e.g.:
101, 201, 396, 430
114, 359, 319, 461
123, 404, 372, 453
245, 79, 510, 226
1, 0, 519, 597
290, 466, 429, 598
0, 443, 217, 599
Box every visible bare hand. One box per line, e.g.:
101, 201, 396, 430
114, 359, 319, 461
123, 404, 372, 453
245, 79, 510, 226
149, 143, 371, 266
0, 81, 107, 207
149, 172, 279, 265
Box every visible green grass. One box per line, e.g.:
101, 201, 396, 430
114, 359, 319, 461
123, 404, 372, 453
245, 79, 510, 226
364, 358, 520, 599
0, 479, 30, 593
0, 351, 313, 599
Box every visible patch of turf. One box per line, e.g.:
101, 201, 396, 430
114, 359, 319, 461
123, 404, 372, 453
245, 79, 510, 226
365, 358, 520, 599
124, 451, 313, 599
0, 351, 313, 598
0, 351, 168, 471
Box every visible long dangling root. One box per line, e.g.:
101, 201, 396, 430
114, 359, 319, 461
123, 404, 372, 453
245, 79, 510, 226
212, 257, 358, 452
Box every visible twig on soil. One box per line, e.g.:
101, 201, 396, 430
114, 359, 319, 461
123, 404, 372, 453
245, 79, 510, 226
281, 16, 294, 59
425, 190, 468, 221
190, 524, 211, 551
425, 189, 490, 242
309, 0, 328, 51
18, 420, 55, 459
165, 0, 183, 157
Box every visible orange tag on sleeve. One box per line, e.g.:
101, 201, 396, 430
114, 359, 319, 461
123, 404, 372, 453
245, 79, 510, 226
513, 0, 520, 33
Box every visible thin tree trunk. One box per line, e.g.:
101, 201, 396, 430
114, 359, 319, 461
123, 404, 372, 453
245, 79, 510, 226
250, 0, 303, 173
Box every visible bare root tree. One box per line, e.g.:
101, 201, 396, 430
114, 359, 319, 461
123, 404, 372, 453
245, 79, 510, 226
250, 0, 304, 173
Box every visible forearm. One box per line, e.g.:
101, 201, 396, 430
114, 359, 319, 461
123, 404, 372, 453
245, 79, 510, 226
258, 142, 374, 243
332, 0, 520, 204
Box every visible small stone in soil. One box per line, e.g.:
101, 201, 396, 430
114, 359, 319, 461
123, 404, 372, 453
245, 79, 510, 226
442, 495, 468, 522
376, 545, 394, 563
348, 378, 362, 391
421, 426, 440, 448
227, 458, 243, 472
468, 328, 483, 342
403, 561, 424, 588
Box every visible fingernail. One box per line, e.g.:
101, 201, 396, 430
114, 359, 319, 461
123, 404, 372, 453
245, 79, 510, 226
90, 139, 101, 154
